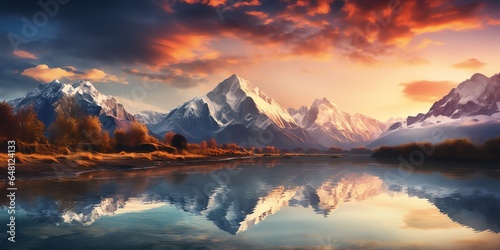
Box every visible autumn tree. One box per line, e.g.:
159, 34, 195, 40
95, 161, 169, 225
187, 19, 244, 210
98, 132, 114, 152
113, 121, 152, 148
55, 95, 85, 119
78, 115, 114, 152
127, 121, 150, 147
200, 140, 208, 150
263, 146, 279, 154
207, 138, 217, 149
164, 131, 175, 145
171, 134, 187, 151
0, 101, 18, 139
228, 143, 238, 151
48, 115, 79, 148
16, 107, 46, 143
48, 96, 83, 148
114, 128, 127, 148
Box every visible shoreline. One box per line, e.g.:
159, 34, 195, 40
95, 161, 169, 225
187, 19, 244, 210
0, 151, 257, 181
0, 152, 353, 181
4, 151, 499, 182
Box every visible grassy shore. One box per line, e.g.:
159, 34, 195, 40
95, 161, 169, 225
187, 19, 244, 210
0, 148, 253, 180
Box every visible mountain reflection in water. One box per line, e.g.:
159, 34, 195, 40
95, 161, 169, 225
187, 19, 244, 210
1, 156, 500, 249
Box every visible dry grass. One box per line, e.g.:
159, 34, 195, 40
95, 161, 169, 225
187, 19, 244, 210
65, 152, 104, 161
0, 143, 253, 173
16, 153, 59, 164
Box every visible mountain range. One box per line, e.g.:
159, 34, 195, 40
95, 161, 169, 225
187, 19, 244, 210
149, 74, 388, 149
8, 80, 142, 134
6, 72, 500, 149
368, 73, 500, 148
288, 98, 387, 148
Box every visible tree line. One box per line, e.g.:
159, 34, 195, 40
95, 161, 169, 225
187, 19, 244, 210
0, 96, 247, 154
0, 96, 191, 153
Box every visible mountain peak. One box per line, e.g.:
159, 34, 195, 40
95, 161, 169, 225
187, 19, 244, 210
72, 80, 97, 91
228, 73, 239, 79
214, 74, 252, 94
454, 72, 495, 107
470, 73, 488, 82
10, 78, 136, 130
44, 79, 64, 88
312, 97, 337, 109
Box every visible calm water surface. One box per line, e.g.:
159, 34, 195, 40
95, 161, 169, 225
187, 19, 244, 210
1, 156, 500, 250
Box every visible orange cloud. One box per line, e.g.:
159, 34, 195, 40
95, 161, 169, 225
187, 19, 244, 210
285, 0, 334, 16
342, 0, 484, 50
152, 34, 220, 66
245, 10, 268, 20
21, 64, 127, 84
345, 51, 378, 65
452, 58, 486, 69
21, 64, 74, 82
290, 25, 339, 58
487, 19, 500, 26
182, 0, 226, 7
400, 80, 455, 103
12, 50, 38, 60
80, 69, 128, 84
309, 0, 334, 16
416, 38, 444, 50
234, 0, 261, 8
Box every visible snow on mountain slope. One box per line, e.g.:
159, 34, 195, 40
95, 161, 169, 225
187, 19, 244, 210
113, 96, 166, 114
151, 74, 319, 149
297, 98, 387, 148
151, 97, 221, 140
369, 73, 500, 148
203, 74, 296, 129
133, 110, 167, 124
416, 73, 500, 123
288, 106, 308, 125
7, 97, 24, 107
112, 96, 167, 124
11, 79, 135, 130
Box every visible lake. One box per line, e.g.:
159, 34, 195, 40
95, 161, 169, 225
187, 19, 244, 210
1, 156, 500, 249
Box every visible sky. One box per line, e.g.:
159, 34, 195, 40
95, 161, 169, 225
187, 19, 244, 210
1, 0, 499, 120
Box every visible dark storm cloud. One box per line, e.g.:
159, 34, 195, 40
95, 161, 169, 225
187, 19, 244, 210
0, 59, 39, 100
2, 0, 331, 66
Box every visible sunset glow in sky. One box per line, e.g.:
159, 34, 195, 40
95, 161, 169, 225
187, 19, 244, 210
1, 0, 499, 120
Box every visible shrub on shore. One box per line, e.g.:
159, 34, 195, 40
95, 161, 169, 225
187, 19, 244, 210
371, 137, 500, 160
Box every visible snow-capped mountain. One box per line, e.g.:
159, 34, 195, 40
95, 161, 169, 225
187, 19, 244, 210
133, 110, 167, 124
295, 98, 387, 148
150, 74, 320, 149
113, 96, 167, 124
10, 79, 135, 132
412, 73, 500, 124
368, 73, 500, 148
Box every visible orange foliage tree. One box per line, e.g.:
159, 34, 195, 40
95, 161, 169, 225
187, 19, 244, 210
164, 131, 175, 145
207, 138, 217, 149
